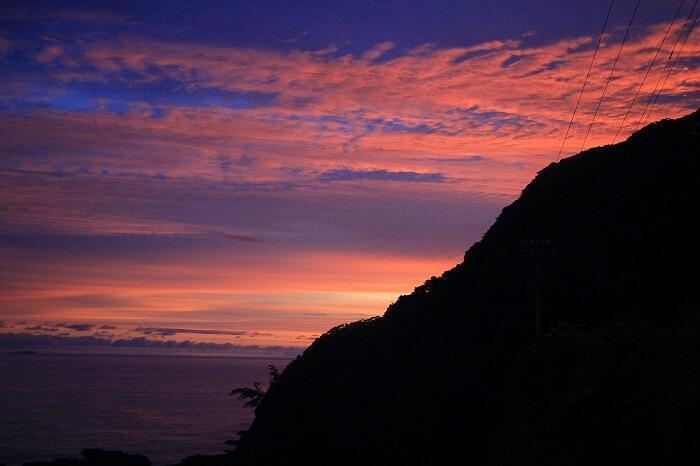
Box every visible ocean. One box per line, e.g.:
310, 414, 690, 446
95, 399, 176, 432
0, 351, 291, 465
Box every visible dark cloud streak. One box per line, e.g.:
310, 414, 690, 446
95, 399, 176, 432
0, 332, 302, 357
135, 326, 273, 337
318, 168, 446, 183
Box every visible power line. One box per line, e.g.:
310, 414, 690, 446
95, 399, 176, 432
612, 0, 685, 143
556, 0, 616, 161
640, 1, 698, 126
635, 0, 698, 131
642, 6, 700, 126
581, 0, 641, 152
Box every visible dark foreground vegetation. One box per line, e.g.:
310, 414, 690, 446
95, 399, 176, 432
17, 109, 700, 466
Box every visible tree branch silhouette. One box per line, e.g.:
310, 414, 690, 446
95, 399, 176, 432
230, 365, 280, 408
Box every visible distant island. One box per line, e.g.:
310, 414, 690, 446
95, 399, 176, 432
7, 350, 36, 355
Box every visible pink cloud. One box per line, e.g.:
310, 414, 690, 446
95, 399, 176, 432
9, 20, 688, 174
2, 17, 699, 346
35, 44, 63, 63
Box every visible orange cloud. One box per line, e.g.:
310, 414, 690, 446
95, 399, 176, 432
1, 244, 455, 345
71, 21, 696, 150
35, 45, 63, 63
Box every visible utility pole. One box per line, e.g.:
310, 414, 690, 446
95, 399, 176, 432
520, 239, 556, 339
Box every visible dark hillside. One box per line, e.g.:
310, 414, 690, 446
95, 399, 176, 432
230, 109, 700, 466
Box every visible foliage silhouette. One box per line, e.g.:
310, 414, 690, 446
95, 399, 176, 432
230, 365, 279, 408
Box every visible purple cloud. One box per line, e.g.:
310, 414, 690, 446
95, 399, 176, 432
318, 168, 446, 183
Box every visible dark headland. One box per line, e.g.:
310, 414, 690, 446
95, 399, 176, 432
21, 109, 700, 466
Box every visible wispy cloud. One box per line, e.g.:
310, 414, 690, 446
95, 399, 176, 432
135, 327, 272, 337
57, 322, 94, 331
318, 168, 446, 183
24, 322, 94, 332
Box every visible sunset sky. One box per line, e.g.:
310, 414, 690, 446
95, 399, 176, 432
1, 0, 699, 351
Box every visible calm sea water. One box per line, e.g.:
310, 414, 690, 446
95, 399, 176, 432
0, 352, 290, 465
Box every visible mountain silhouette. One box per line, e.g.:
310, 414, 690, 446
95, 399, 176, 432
228, 109, 700, 466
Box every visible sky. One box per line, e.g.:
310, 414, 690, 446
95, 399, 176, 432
1, 0, 699, 352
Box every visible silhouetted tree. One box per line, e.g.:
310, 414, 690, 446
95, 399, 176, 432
267, 364, 280, 383
230, 382, 265, 408
230, 364, 280, 408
